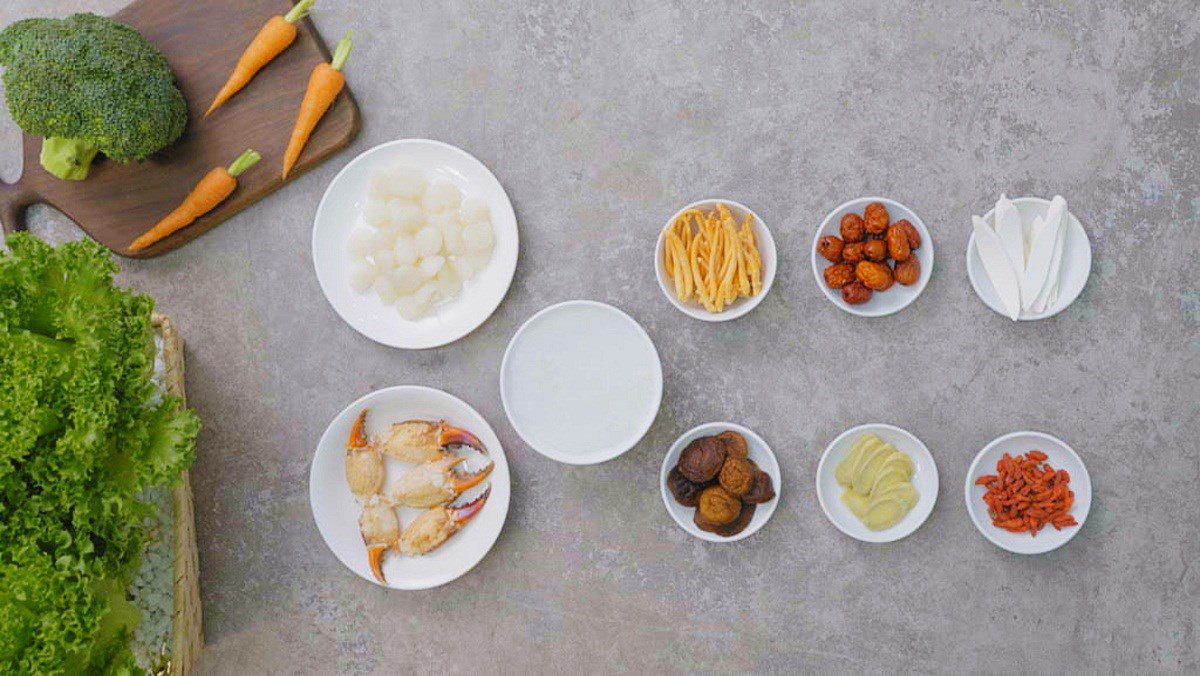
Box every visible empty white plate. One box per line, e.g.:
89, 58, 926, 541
659, 422, 781, 543
312, 139, 519, 349
967, 197, 1091, 321
964, 430, 1091, 554
500, 300, 663, 465
309, 386, 510, 589
815, 423, 938, 543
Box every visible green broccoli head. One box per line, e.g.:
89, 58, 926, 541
0, 13, 187, 180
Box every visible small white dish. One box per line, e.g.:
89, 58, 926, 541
312, 139, 519, 349
967, 197, 1091, 321
811, 197, 934, 317
964, 430, 1091, 555
309, 386, 510, 589
659, 422, 780, 543
815, 423, 938, 543
500, 300, 663, 465
654, 199, 776, 322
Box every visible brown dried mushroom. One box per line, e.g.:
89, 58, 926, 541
667, 466, 710, 507
719, 457, 755, 497
677, 436, 727, 483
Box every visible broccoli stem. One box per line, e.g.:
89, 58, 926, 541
284, 0, 316, 23
40, 136, 100, 181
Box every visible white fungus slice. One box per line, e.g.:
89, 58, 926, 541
346, 226, 375, 258
393, 234, 418, 267
367, 172, 396, 201
418, 255, 445, 279
396, 296, 430, 320
369, 228, 396, 252
389, 166, 428, 199
415, 226, 443, 257
462, 220, 494, 252
389, 265, 423, 294
389, 200, 425, 233
442, 224, 465, 255
348, 263, 377, 292
433, 266, 461, 300
372, 248, 395, 271
373, 275, 399, 304
364, 198, 392, 228
458, 197, 490, 223
422, 179, 462, 213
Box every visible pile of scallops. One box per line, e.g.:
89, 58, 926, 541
346, 165, 495, 320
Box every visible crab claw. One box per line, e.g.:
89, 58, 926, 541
398, 486, 491, 556
438, 423, 487, 455
450, 485, 491, 524
376, 419, 487, 463
388, 455, 495, 508
359, 497, 400, 583
345, 409, 384, 499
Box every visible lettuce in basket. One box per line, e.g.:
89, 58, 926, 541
0, 233, 199, 673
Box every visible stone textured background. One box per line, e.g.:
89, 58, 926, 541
3, 1, 1197, 673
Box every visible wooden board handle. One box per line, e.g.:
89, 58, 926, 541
0, 177, 38, 234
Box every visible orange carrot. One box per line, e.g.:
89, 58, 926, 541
975, 450, 1076, 536
281, 31, 351, 179
129, 150, 261, 252
206, 0, 315, 116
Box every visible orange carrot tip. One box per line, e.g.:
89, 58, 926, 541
205, 0, 317, 116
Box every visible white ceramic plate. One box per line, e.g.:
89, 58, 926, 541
309, 386, 510, 589
815, 423, 938, 543
967, 197, 1091, 321
654, 199, 777, 322
312, 139, 519, 349
500, 300, 663, 465
659, 422, 780, 543
811, 197, 934, 317
964, 430, 1091, 555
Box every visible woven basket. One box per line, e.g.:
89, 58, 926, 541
152, 313, 203, 675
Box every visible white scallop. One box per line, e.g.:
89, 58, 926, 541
389, 200, 425, 234
396, 296, 431, 321
413, 282, 438, 305
364, 198, 392, 228
433, 266, 462, 300
345, 227, 375, 258
369, 228, 396, 252
418, 255, 445, 278
389, 265, 424, 294
422, 179, 462, 213
427, 211, 455, 231
448, 255, 477, 279
442, 225, 465, 255
389, 166, 428, 199
373, 275, 399, 304
393, 235, 418, 267
348, 263, 377, 292
415, 227, 443, 257
465, 251, 492, 276
367, 172, 396, 201
462, 221, 494, 252
458, 197, 490, 223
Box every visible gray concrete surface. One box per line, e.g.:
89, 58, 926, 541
3, 1, 1198, 673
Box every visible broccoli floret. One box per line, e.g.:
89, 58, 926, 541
0, 13, 187, 180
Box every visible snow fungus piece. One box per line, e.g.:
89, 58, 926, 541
389, 265, 423, 294
415, 226, 443, 257
418, 255, 446, 278
348, 263, 377, 292
346, 226, 375, 258
396, 296, 431, 320
389, 200, 425, 233
364, 197, 392, 227
442, 224, 465, 255
462, 220, 494, 252
389, 166, 428, 199
369, 228, 395, 252
372, 248, 395, 271
458, 197, 490, 223
373, 275, 399, 304
423, 178, 462, 213
433, 266, 461, 300
368, 172, 397, 201
393, 234, 418, 266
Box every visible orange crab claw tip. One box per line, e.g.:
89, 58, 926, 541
452, 460, 494, 493
367, 544, 387, 584
451, 486, 491, 523
348, 409, 370, 450
439, 424, 486, 454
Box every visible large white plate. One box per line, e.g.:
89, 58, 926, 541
309, 386, 510, 589
312, 139, 519, 349
659, 422, 781, 543
815, 423, 938, 543
967, 197, 1091, 321
964, 430, 1091, 555
500, 300, 663, 465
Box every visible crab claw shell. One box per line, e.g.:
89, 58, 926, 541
439, 423, 487, 455
359, 498, 400, 583
398, 486, 491, 556
346, 409, 370, 450
388, 455, 494, 508
345, 410, 384, 498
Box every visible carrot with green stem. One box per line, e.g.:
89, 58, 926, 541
206, 0, 316, 115
281, 31, 352, 179
129, 149, 261, 252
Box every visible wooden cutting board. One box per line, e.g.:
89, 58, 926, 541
0, 0, 360, 258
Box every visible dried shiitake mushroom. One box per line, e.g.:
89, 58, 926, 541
817, 235, 844, 263
678, 436, 726, 483
695, 501, 756, 536
864, 202, 889, 234
717, 431, 749, 460
667, 466, 710, 507
696, 485, 742, 526
719, 457, 755, 497
742, 464, 776, 504
839, 213, 866, 243
824, 263, 856, 289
